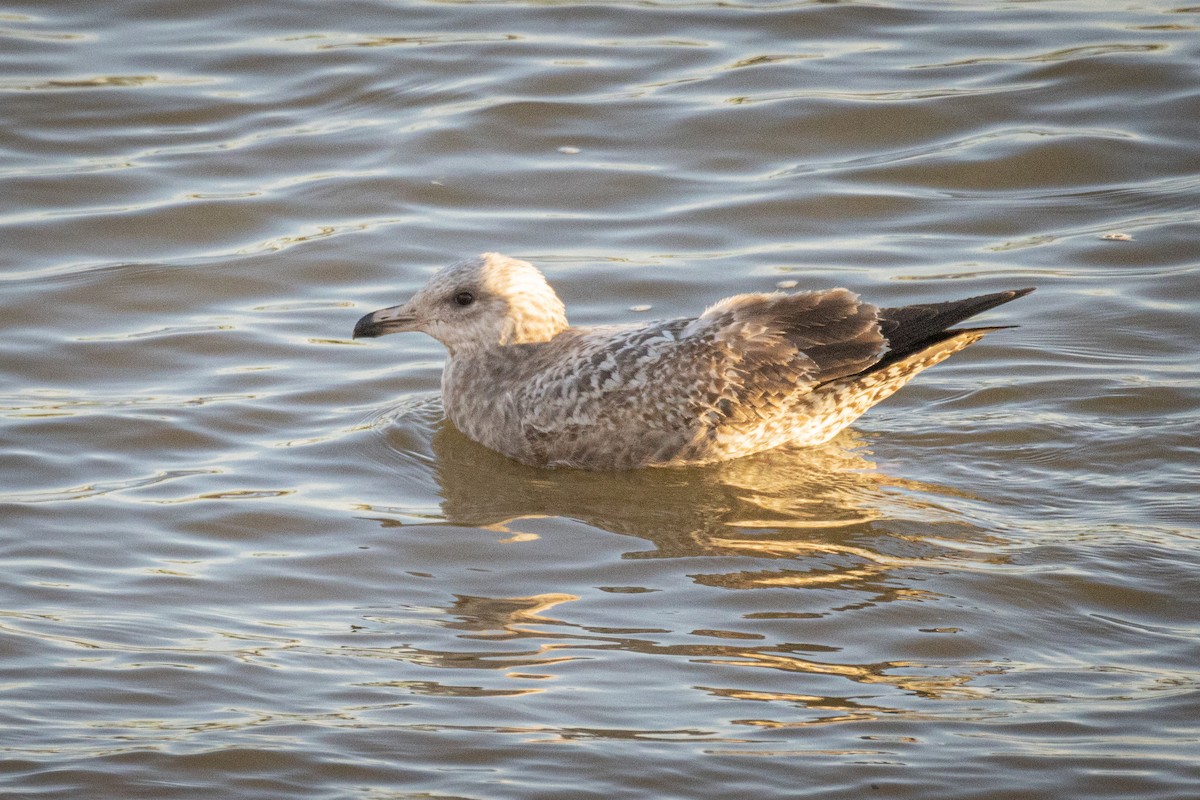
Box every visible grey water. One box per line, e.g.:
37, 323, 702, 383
2, 1, 1198, 798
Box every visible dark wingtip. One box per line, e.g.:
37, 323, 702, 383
876, 286, 1034, 361
977, 287, 1036, 306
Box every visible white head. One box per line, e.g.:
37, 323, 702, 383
353, 253, 569, 354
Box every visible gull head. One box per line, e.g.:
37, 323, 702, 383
353, 253, 569, 354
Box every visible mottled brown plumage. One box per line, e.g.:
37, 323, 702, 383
353, 253, 1032, 470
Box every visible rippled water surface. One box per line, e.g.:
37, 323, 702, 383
3, 1, 1199, 798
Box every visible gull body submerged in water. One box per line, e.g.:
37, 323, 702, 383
354, 253, 1032, 470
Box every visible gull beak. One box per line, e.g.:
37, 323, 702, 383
353, 303, 419, 339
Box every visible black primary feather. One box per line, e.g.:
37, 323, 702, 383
876, 287, 1035, 360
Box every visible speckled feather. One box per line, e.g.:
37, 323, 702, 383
353, 253, 1032, 470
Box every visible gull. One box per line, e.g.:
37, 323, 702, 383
354, 253, 1032, 470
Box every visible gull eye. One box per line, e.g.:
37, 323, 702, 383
453, 291, 475, 307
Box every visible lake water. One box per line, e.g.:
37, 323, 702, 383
2, 1, 1198, 798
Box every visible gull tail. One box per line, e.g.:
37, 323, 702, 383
874, 287, 1035, 366
800, 287, 1033, 445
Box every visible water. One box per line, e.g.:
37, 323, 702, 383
2, 1, 1199, 797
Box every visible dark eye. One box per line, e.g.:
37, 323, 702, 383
453, 291, 475, 307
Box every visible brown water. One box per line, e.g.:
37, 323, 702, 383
2, 2, 1199, 798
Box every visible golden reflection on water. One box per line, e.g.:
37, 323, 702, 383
420, 421, 1010, 572
349, 420, 1015, 713
444, 592, 581, 639
0, 74, 212, 91
0, 390, 258, 418
700, 651, 983, 701
338, 587, 993, 708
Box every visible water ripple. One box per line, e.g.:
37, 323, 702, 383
3, 1, 1199, 798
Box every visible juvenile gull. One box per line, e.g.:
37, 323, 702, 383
354, 253, 1033, 470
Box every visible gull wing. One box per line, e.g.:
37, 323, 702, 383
515, 289, 886, 467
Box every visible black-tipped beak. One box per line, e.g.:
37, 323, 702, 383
352, 305, 418, 339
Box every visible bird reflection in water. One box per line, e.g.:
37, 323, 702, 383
359, 415, 1012, 721
425, 419, 999, 573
